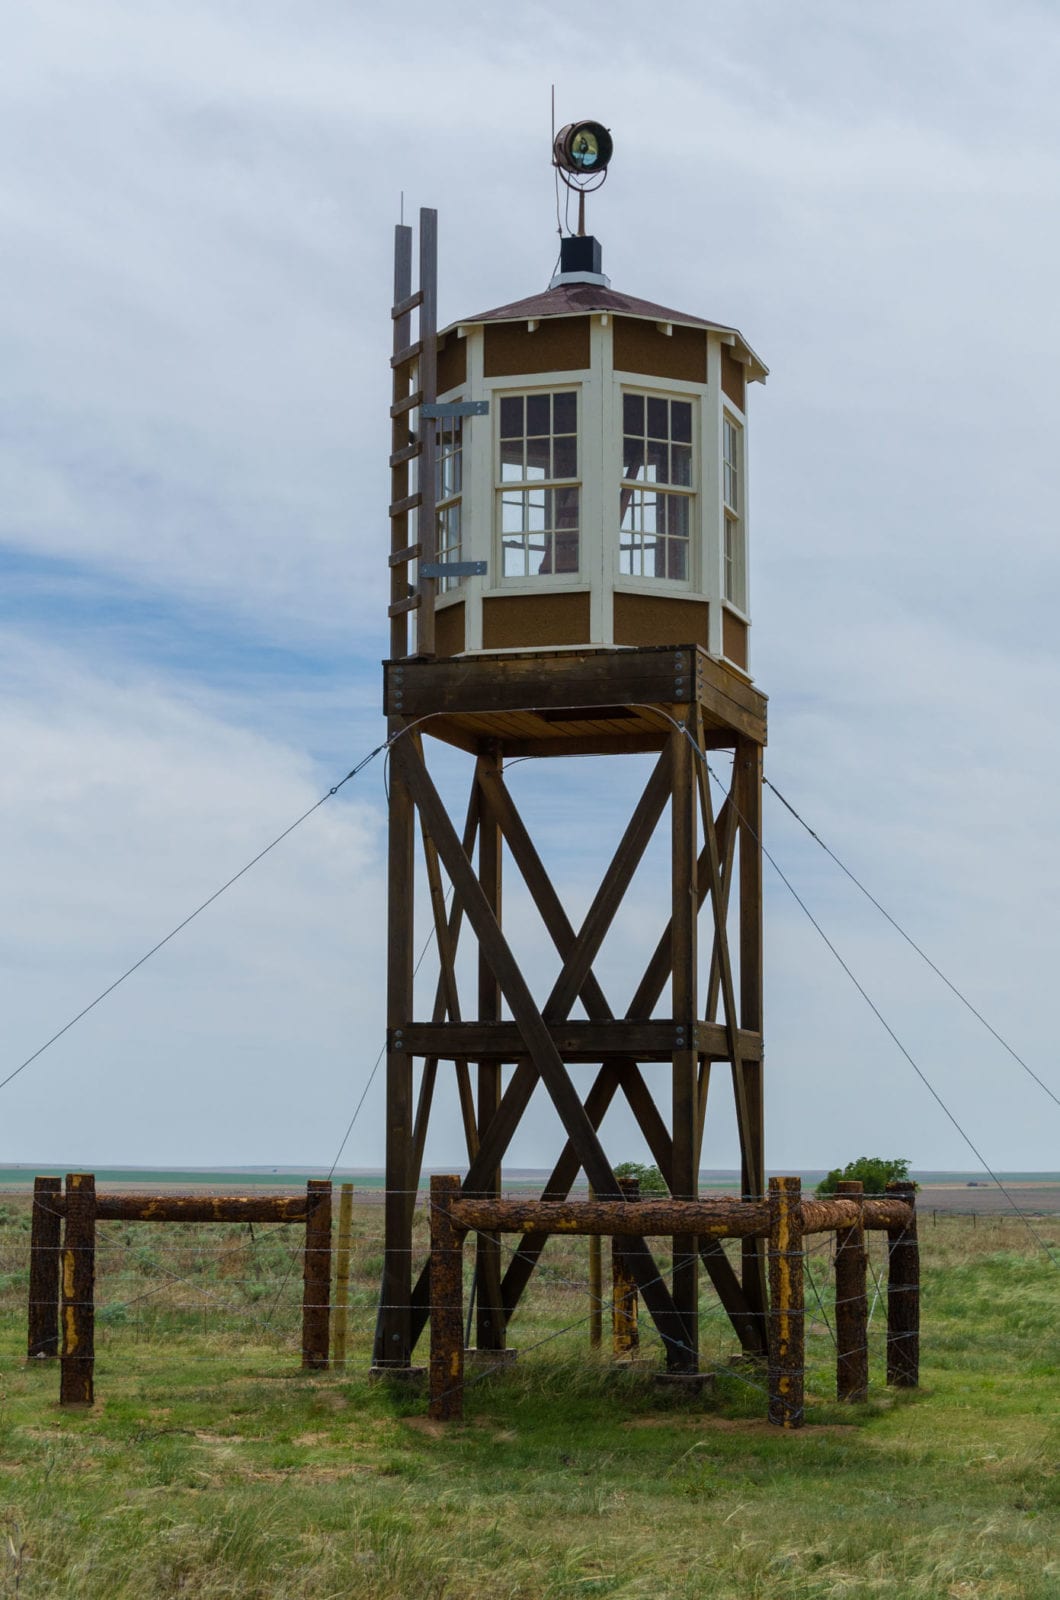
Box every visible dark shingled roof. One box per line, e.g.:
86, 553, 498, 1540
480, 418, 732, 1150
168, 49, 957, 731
443, 281, 768, 380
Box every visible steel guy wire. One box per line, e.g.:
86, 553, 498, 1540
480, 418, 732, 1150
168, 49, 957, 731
763, 775, 1060, 1112
631, 704, 1059, 1270
0, 735, 396, 1097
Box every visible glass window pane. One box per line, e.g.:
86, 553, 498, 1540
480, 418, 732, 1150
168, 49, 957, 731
501, 396, 523, 439
504, 540, 527, 577
502, 494, 524, 533
623, 437, 645, 480
671, 443, 692, 487
552, 435, 577, 479
671, 402, 692, 444
666, 540, 688, 581
526, 394, 550, 435
623, 393, 644, 434
526, 436, 550, 480
553, 391, 577, 434
555, 485, 579, 528
646, 439, 667, 483
500, 437, 523, 481
665, 495, 689, 538
647, 397, 668, 439
528, 492, 546, 531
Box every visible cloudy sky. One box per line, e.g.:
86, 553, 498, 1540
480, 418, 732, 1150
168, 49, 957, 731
3, 0, 1059, 1176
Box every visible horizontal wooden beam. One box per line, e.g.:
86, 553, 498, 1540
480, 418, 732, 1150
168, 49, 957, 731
389, 542, 422, 568
45, 1193, 313, 1224
382, 646, 767, 746
391, 340, 423, 369
447, 1194, 913, 1239
453, 1196, 768, 1238
391, 1020, 764, 1063
390, 389, 424, 418
391, 289, 424, 319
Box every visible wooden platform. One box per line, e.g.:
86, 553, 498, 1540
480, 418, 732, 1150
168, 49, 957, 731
384, 644, 767, 754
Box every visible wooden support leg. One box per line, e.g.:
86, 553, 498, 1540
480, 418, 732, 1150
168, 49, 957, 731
670, 718, 699, 1371
331, 1182, 354, 1372
834, 1180, 868, 1401
767, 1176, 804, 1428
378, 739, 415, 1368
612, 1176, 640, 1358
476, 747, 506, 1353
429, 1175, 465, 1421
886, 1181, 919, 1388
302, 1180, 332, 1370
28, 1175, 61, 1360
60, 1173, 95, 1407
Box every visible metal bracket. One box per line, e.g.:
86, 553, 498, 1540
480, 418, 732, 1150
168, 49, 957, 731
421, 400, 489, 419
420, 561, 487, 579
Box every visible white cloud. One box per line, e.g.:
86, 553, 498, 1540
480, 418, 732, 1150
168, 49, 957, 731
2, 1, 1058, 1174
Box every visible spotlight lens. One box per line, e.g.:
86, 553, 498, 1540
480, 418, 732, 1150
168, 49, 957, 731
554, 121, 614, 177
572, 130, 600, 168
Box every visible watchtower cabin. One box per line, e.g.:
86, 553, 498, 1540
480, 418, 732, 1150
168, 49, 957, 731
380, 129, 771, 1373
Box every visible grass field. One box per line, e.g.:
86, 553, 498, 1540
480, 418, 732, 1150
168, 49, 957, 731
0, 1197, 1056, 1598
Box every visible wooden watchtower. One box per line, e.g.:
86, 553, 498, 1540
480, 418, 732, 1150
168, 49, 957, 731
377, 177, 770, 1371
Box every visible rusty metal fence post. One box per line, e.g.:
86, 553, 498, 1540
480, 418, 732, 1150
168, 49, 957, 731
886, 1181, 919, 1388
767, 1176, 804, 1428
301, 1179, 332, 1370
429, 1174, 464, 1421
60, 1173, 95, 1406
612, 1176, 640, 1357
28, 1175, 62, 1360
331, 1182, 354, 1371
834, 1179, 868, 1401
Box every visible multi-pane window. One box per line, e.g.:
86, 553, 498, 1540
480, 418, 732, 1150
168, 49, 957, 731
722, 415, 746, 610
435, 416, 463, 592
620, 394, 694, 581
499, 391, 579, 577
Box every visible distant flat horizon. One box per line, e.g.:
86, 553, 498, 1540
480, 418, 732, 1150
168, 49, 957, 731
3, 1163, 1058, 1186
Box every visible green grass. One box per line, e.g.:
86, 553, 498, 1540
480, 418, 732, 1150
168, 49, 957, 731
0, 1205, 1056, 1597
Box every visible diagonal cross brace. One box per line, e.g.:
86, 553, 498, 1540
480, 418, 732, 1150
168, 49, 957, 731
391, 736, 689, 1359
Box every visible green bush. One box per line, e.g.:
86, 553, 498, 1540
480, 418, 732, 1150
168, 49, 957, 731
612, 1161, 668, 1195
815, 1155, 913, 1197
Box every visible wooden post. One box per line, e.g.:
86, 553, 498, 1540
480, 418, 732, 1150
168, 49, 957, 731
736, 738, 767, 1330
475, 745, 506, 1353
59, 1173, 95, 1407
767, 1176, 804, 1428
331, 1182, 354, 1372
429, 1175, 464, 1421
670, 715, 699, 1371
834, 1180, 868, 1401
377, 727, 416, 1367
28, 1176, 62, 1360
301, 1180, 332, 1371
588, 1186, 602, 1349
886, 1181, 919, 1388
612, 1176, 640, 1357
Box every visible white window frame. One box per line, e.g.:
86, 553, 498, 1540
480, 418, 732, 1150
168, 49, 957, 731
615, 384, 698, 592
493, 383, 582, 586
722, 409, 748, 616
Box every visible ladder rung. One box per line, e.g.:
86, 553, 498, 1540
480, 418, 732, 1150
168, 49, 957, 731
391, 340, 423, 369
391, 290, 424, 320
389, 492, 422, 518
389, 543, 421, 568
388, 592, 422, 617
389, 441, 421, 467
390, 390, 424, 418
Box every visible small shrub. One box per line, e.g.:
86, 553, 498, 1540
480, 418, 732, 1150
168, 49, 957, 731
816, 1156, 913, 1197
612, 1162, 668, 1195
